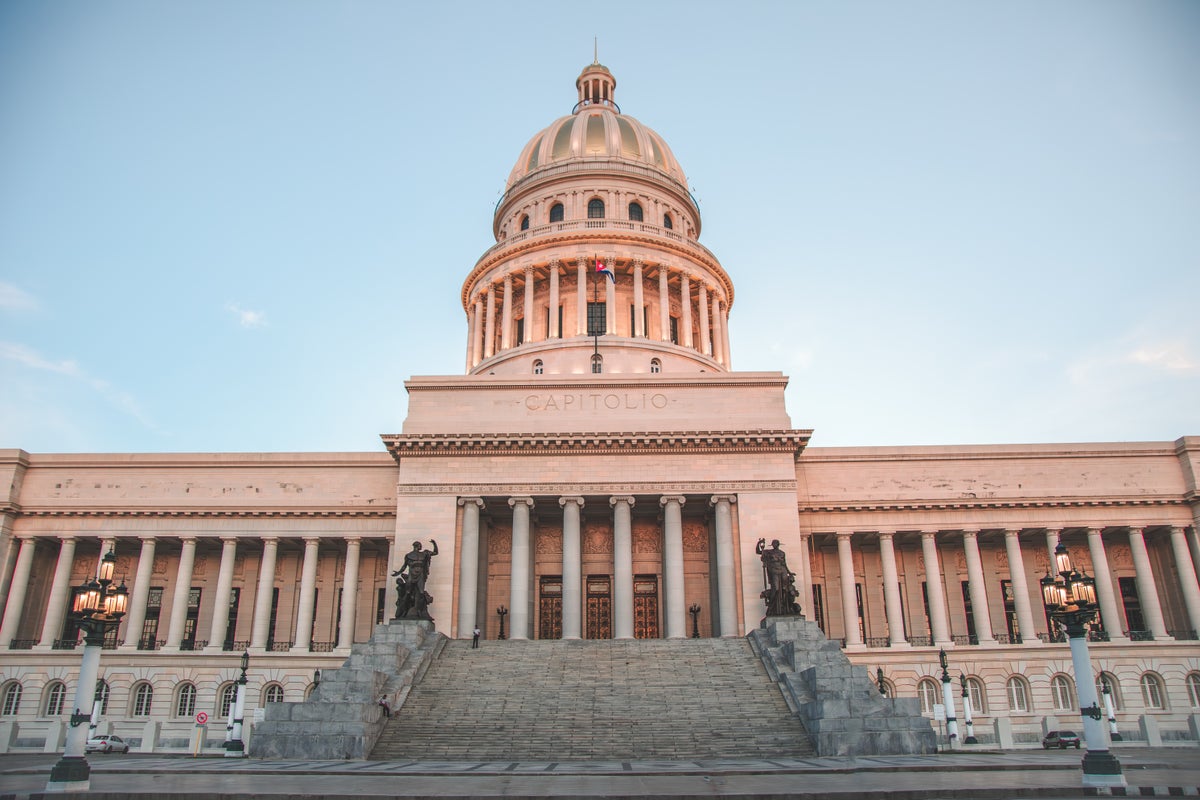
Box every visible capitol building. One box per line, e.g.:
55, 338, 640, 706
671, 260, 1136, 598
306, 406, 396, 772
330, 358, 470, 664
1, 61, 1199, 755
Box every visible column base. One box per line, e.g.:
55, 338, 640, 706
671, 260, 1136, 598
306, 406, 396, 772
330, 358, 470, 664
888, 640, 913, 649
45, 755, 91, 792
1081, 750, 1125, 788
223, 740, 246, 758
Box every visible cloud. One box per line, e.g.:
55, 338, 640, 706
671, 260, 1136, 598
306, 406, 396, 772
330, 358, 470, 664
1123, 344, 1195, 373
0, 282, 38, 311
0, 342, 81, 375
226, 303, 267, 328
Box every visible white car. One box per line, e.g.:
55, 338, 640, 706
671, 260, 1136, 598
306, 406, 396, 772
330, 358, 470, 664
85, 734, 130, 754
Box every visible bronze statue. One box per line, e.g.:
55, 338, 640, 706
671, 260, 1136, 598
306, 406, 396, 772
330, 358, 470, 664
757, 538, 802, 617
392, 539, 438, 620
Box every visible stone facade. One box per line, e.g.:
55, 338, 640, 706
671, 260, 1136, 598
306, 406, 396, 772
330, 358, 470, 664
1, 61, 1198, 756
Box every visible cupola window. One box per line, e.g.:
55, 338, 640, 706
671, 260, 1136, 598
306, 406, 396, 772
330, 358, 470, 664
628, 202, 643, 222
550, 203, 564, 223
663, 213, 673, 229
650, 358, 661, 374
587, 198, 605, 219
520, 215, 530, 231
533, 359, 544, 375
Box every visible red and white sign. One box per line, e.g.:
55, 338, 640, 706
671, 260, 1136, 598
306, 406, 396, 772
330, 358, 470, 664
195, 712, 209, 725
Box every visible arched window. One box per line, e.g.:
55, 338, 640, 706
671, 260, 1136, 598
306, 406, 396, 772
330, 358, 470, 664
132, 683, 153, 717
880, 678, 897, 698
628, 201, 643, 222
175, 683, 196, 718
519, 214, 530, 231
1140, 672, 1167, 710
263, 684, 285, 704
587, 198, 605, 219
1006, 676, 1030, 712
663, 213, 673, 229
549, 203, 564, 223
44, 681, 67, 717
1097, 672, 1121, 711
1, 682, 22, 715
94, 679, 110, 715
218, 683, 237, 719
1050, 674, 1075, 711
917, 678, 939, 714
533, 359, 544, 375
1186, 672, 1200, 709
650, 358, 661, 374
591, 354, 603, 374
965, 677, 987, 715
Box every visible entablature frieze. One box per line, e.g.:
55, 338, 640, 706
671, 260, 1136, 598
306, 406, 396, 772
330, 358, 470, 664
382, 429, 811, 461
798, 495, 1187, 514
10, 506, 396, 519
396, 479, 797, 496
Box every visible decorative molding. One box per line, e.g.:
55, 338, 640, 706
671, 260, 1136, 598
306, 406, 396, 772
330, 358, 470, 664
797, 496, 1185, 513
383, 429, 809, 460
13, 507, 395, 519
398, 480, 796, 496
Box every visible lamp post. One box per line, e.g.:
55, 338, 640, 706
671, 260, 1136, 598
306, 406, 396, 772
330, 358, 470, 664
876, 668, 887, 697
1101, 681, 1122, 741
46, 549, 127, 793
224, 651, 250, 757
1041, 542, 1125, 788
688, 603, 701, 639
939, 649, 958, 748
960, 672, 978, 745
496, 605, 507, 640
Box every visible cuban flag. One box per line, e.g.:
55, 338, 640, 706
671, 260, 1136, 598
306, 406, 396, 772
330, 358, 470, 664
595, 258, 615, 282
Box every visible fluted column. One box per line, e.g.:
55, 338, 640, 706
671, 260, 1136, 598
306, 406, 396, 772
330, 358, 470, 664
1085, 527, 1127, 640
878, 532, 909, 648
500, 273, 513, 351
548, 260, 561, 338
523, 266, 535, 344
698, 283, 710, 355
1168, 526, 1200, 636
508, 497, 533, 640
1002, 530, 1039, 645
721, 306, 732, 369
337, 537, 362, 650
711, 294, 724, 365
921, 532, 953, 646
1128, 527, 1170, 640
632, 259, 645, 337
164, 537, 198, 650
711, 495, 738, 637
661, 496, 687, 638
457, 498, 484, 638
119, 536, 157, 651
658, 266, 670, 341
610, 496, 633, 639
680, 273, 693, 348
836, 532, 863, 647
35, 536, 78, 649
575, 257, 587, 335
797, 532, 813, 618
484, 284, 496, 359
291, 537, 321, 651
561, 496, 584, 639
1045, 528, 1060, 568
0, 537, 35, 647
204, 537, 238, 652
466, 298, 478, 371
961, 530, 995, 643
250, 537, 279, 651
1188, 526, 1200, 581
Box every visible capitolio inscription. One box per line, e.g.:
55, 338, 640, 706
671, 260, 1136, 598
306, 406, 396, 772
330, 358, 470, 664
524, 393, 669, 412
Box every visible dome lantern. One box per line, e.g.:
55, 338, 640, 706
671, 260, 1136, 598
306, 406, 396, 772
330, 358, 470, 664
574, 61, 618, 114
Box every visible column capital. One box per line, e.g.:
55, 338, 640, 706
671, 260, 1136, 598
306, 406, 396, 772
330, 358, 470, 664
260, 535, 280, 544
178, 536, 198, 546
303, 536, 321, 547
708, 494, 737, 506
56, 535, 78, 543
836, 530, 854, 541
220, 535, 239, 546
961, 529, 980, 540
136, 534, 158, 543
559, 496, 585, 508
1002, 529, 1022, 540
457, 496, 484, 509
878, 531, 896, 542
920, 530, 939, 541
344, 535, 363, 546
608, 496, 635, 508
508, 496, 534, 509
547, 257, 561, 270
660, 495, 687, 508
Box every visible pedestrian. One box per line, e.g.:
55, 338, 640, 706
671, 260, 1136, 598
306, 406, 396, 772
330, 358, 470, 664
472, 626, 481, 648
378, 695, 390, 718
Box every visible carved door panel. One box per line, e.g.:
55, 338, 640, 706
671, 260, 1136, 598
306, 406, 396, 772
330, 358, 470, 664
539, 576, 562, 640
633, 575, 659, 639
586, 575, 611, 639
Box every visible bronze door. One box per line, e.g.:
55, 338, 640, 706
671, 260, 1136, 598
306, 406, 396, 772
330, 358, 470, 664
633, 575, 660, 639
539, 576, 563, 640
586, 575, 611, 639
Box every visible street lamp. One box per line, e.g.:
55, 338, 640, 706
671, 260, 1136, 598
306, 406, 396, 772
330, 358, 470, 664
46, 549, 127, 793
688, 603, 701, 639
224, 651, 250, 757
1041, 542, 1125, 788
876, 668, 887, 696
960, 672, 978, 745
939, 648, 959, 747
496, 605, 507, 640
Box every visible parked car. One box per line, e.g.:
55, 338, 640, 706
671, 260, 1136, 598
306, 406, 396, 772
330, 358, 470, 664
85, 734, 130, 754
1041, 730, 1081, 749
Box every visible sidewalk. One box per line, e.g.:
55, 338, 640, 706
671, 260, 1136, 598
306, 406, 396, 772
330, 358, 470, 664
2, 747, 1198, 799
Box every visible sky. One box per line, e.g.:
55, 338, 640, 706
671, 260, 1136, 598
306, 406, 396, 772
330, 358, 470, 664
1, 1, 1198, 454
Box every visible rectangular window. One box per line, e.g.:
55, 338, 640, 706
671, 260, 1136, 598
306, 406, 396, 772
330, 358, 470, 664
140, 587, 164, 650
515, 318, 524, 346
1001, 579, 1020, 642
961, 581, 977, 642
811, 584, 825, 632
669, 316, 679, 345
376, 587, 386, 625
557, 305, 563, 338
181, 587, 202, 649
587, 302, 606, 336
1118, 577, 1144, 633
629, 305, 636, 336
224, 588, 239, 650
855, 583, 866, 640
921, 582, 932, 636
334, 588, 343, 645
266, 587, 280, 649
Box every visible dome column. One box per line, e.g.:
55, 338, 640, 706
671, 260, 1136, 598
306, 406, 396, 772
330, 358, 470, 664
658, 266, 670, 342
466, 297, 480, 371
548, 260, 560, 339
501, 274, 514, 351
711, 292, 723, 365
523, 266, 536, 344
632, 258, 645, 337
680, 273, 693, 348
698, 283, 710, 356
471, 296, 483, 368
484, 284, 497, 359
722, 304, 732, 368
575, 256, 588, 335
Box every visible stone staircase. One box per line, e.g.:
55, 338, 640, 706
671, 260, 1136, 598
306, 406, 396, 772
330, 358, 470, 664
371, 637, 815, 760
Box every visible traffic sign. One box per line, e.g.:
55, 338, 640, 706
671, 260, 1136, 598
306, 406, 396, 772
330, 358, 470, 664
195, 711, 209, 725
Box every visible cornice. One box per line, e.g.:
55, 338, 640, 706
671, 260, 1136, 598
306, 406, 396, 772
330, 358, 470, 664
403, 373, 791, 392
11, 506, 395, 519
381, 429, 811, 461
799, 443, 1180, 464
798, 495, 1187, 514
398, 480, 797, 496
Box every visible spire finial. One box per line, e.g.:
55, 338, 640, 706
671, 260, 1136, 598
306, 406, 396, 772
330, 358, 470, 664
594, 37, 598, 64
